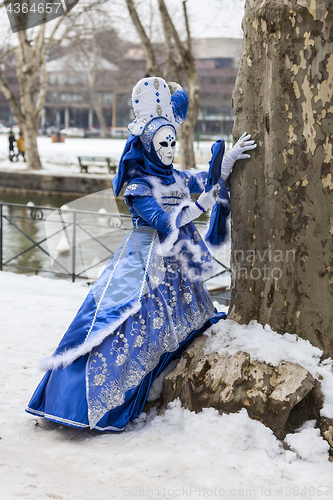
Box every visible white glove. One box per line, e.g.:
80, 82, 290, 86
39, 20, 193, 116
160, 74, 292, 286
221, 132, 257, 180
180, 187, 217, 227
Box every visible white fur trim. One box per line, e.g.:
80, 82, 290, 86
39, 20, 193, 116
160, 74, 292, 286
145, 175, 165, 207
145, 174, 193, 256
189, 168, 206, 192
155, 199, 191, 256
39, 300, 142, 371
168, 237, 218, 282
145, 171, 190, 205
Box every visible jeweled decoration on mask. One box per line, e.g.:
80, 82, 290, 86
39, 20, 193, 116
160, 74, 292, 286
153, 126, 176, 166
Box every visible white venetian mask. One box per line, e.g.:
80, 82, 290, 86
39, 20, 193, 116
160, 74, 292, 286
153, 126, 176, 166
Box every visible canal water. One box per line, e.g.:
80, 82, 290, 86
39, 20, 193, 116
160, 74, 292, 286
0, 190, 133, 280
0, 190, 129, 212
0, 190, 211, 283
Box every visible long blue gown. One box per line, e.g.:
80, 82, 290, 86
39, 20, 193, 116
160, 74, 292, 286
26, 168, 227, 431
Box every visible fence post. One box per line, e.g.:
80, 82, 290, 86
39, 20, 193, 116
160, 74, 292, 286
71, 211, 76, 282
0, 204, 2, 271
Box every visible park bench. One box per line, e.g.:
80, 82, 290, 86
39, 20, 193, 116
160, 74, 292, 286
78, 156, 117, 174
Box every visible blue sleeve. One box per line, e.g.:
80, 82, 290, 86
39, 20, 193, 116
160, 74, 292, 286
188, 171, 208, 193
123, 182, 152, 203
175, 169, 208, 194
131, 196, 172, 233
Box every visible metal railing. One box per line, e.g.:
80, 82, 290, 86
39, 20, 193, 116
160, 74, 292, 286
0, 201, 134, 282
0, 201, 231, 288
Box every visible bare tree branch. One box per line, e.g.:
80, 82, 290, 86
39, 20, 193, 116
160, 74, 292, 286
125, 0, 200, 170
125, 0, 162, 76
183, 0, 192, 53
35, 46, 47, 117
0, 0, 130, 169
158, 0, 187, 62
44, 14, 68, 52
159, 11, 182, 84
0, 47, 16, 62
0, 72, 24, 125
32, 24, 45, 61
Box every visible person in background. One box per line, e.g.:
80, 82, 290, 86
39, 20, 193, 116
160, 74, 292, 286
8, 130, 15, 159
16, 131, 25, 161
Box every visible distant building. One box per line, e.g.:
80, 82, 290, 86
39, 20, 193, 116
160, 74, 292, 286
0, 38, 243, 135
43, 53, 119, 131
193, 38, 243, 135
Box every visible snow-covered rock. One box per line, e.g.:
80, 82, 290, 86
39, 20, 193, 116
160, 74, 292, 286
161, 336, 315, 438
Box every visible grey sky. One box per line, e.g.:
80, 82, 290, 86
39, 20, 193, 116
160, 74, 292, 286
0, 0, 246, 47
181, 0, 245, 39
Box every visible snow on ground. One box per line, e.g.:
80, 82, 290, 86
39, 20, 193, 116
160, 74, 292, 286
0, 134, 217, 174
0, 270, 332, 500
0, 135, 128, 174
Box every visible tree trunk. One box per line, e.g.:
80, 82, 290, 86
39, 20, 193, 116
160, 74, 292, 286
89, 87, 108, 138
178, 58, 200, 170
177, 122, 196, 170
15, 30, 45, 170
229, 0, 333, 358
23, 117, 42, 170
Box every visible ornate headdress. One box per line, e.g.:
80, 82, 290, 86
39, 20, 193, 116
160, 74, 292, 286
128, 77, 176, 136
113, 77, 189, 197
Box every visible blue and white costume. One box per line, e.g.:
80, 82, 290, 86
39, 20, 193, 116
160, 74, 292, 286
26, 77, 256, 431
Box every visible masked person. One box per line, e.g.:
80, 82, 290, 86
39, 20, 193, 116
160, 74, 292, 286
26, 77, 256, 431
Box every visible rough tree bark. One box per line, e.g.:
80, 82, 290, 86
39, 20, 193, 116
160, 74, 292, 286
125, 0, 200, 170
229, 0, 333, 358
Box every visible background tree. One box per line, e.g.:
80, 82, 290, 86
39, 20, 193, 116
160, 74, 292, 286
125, 0, 200, 170
229, 0, 333, 358
0, 23, 55, 170
0, 1, 109, 170
68, 26, 121, 138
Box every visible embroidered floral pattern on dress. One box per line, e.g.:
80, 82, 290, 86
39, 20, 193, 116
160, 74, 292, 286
153, 316, 163, 329
86, 249, 215, 429
116, 354, 127, 366
83, 174, 218, 429
94, 374, 106, 386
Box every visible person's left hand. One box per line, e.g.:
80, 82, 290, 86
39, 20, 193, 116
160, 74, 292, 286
221, 132, 257, 180
231, 132, 257, 160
